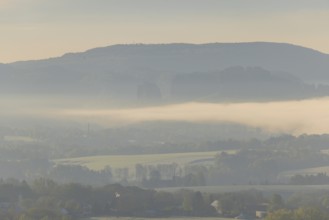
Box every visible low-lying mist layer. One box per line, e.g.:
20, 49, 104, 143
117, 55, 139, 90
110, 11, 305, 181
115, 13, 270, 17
2, 96, 329, 135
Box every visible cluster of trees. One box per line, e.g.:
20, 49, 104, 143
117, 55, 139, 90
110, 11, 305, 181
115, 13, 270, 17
3, 124, 329, 160
162, 148, 329, 186
0, 159, 206, 187
97, 148, 329, 187
290, 173, 329, 185
264, 190, 329, 219
0, 147, 328, 188
0, 178, 252, 219
171, 66, 329, 102
0, 122, 267, 158
211, 148, 329, 184
3, 124, 329, 187
2, 178, 329, 220
265, 207, 329, 220
134, 163, 206, 188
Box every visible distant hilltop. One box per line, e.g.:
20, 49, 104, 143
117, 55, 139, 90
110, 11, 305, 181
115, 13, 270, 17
1, 42, 329, 104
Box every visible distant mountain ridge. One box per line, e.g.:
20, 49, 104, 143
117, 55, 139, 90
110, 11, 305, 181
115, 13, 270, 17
1, 42, 329, 103
9, 42, 329, 81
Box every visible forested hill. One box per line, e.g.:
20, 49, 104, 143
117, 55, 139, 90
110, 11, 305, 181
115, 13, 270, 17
1, 42, 329, 103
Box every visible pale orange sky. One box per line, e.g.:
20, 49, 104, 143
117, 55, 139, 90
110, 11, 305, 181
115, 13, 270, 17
1, 0, 329, 63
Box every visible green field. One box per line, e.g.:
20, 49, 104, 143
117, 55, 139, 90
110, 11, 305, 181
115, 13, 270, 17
86, 218, 234, 220
158, 185, 329, 197
4, 135, 36, 142
279, 166, 329, 178
54, 151, 235, 171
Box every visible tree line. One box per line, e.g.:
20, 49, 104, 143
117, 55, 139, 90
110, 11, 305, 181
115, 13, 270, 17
1, 178, 329, 219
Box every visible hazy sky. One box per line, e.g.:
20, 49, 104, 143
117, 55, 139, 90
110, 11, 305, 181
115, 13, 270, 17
1, 0, 329, 63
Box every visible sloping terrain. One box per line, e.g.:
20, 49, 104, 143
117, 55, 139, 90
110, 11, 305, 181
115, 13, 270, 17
0, 42, 328, 103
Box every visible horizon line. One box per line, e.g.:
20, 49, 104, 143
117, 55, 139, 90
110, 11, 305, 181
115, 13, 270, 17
4, 41, 328, 65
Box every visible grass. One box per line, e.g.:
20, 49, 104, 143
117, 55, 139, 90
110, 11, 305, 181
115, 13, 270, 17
158, 185, 329, 197
4, 135, 36, 142
54, 151, 235, 171
280, 166, 329, 178
86, 218, 234, 220
278, 165, 329, 182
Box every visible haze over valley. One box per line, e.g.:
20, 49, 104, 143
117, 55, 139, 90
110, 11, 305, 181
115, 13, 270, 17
1, 43, 329, 135
1, 42, 329, 188
2, 1, 329, 219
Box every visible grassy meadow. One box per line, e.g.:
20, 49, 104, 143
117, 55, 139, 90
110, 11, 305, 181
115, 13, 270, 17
158, 185, 329, 198
280, 166, 329, 178
86, 218, 234, 220
54, 151, 235, 171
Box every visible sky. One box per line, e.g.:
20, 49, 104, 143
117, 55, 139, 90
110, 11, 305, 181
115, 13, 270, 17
1, 0, 329, 63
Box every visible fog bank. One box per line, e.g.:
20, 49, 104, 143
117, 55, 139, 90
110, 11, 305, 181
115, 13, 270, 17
2, 96, 329, 135
59, 98, 329, 135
